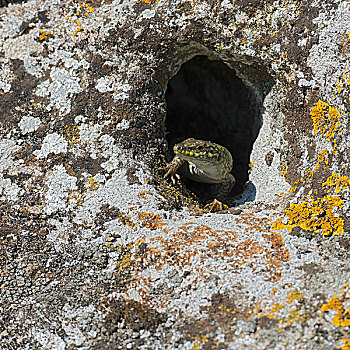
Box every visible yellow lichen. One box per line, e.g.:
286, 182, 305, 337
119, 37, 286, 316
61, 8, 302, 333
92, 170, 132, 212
39, 29, 51, 41
67, 191, 85, 207
333, 139, 339, 157
314, 150, 329, 172
272, 194, 344, 235
279, 162, 288, 177
338, 339, 350, 350
269, 303, 286, 314
283, 308, 308, 327
321, 295, 350, 327
255, 289, 309, 328
62, 123, 80, 145
310, 100, 341, 141
335, 70, 350, 95
118, 212, 136, 228
286, 290, 304, 304
87, 177, 100, 190
189, 335, 208, 350
67, 176, 100, 207
141, 0, 160, 3
249, 160, 255, 173
274, 93, 347, 236
65, 0, 95, 37
115, 242, 134, 270
322, 172, 350, 194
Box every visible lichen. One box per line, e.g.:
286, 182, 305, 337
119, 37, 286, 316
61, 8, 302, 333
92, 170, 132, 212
321, 294, 350, 327
322, 172, 350, 194
279, 161, 288, 178
67, 176, 100, 208
320, 285, 350, 348
272, 194, 344, 235
310, 100, 342, 141
65, 0, 95, 37
338, 339, 350, 350
110, 211, 291, 308
137, 211, 167, 230
39, 29, 51, 41
141, 0, 160, 4
62, 123, 81, 146
335, 68, 350, 95
252, 289, 309, 329
273, 74, 348, 236
189, 335, 208, 350
117, 212, 136, 228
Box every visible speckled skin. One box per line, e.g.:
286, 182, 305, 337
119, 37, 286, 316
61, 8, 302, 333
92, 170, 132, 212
161, 138, 236, 207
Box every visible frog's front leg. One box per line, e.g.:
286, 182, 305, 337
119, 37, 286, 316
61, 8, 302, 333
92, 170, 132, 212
216, 174, 236, 202
159, 155, 184, 184
205, 174, 236, 212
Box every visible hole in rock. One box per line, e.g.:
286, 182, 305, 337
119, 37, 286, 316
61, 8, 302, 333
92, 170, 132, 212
0, 0, 27, 7
165, 55, 265, 204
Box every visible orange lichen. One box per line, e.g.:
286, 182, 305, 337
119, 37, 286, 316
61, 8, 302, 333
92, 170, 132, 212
137, 212, 167, 230
138, 190, 152, 200
321, 295, 350, 327
310, 100, 341, 141
263, 232, 290, 282
235, 214, 290, 282
272, 194, 344, 235
112, 210, 292, 307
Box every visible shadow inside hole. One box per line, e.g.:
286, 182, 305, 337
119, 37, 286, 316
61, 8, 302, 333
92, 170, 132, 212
165, 55, 267, 204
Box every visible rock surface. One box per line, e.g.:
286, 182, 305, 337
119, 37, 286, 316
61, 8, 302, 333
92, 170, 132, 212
1, 0, 350, 349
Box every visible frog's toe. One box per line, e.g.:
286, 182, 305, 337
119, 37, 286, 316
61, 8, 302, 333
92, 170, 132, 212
204, 199, 223, 212
159, 164, 172, 177
160, 165, 180, 184
170, 173, 180, 184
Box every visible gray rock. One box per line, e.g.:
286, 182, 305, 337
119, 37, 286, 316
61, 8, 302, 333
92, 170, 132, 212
1, 0, 350, 349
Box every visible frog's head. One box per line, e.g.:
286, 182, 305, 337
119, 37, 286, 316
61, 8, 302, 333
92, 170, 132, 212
173, 138, 221, 163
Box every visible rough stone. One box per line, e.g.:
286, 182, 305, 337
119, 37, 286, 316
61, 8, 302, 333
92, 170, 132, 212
1, 0, 350, 349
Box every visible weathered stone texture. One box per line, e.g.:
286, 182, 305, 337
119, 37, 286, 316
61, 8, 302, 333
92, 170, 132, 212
1, 0, 350, 349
